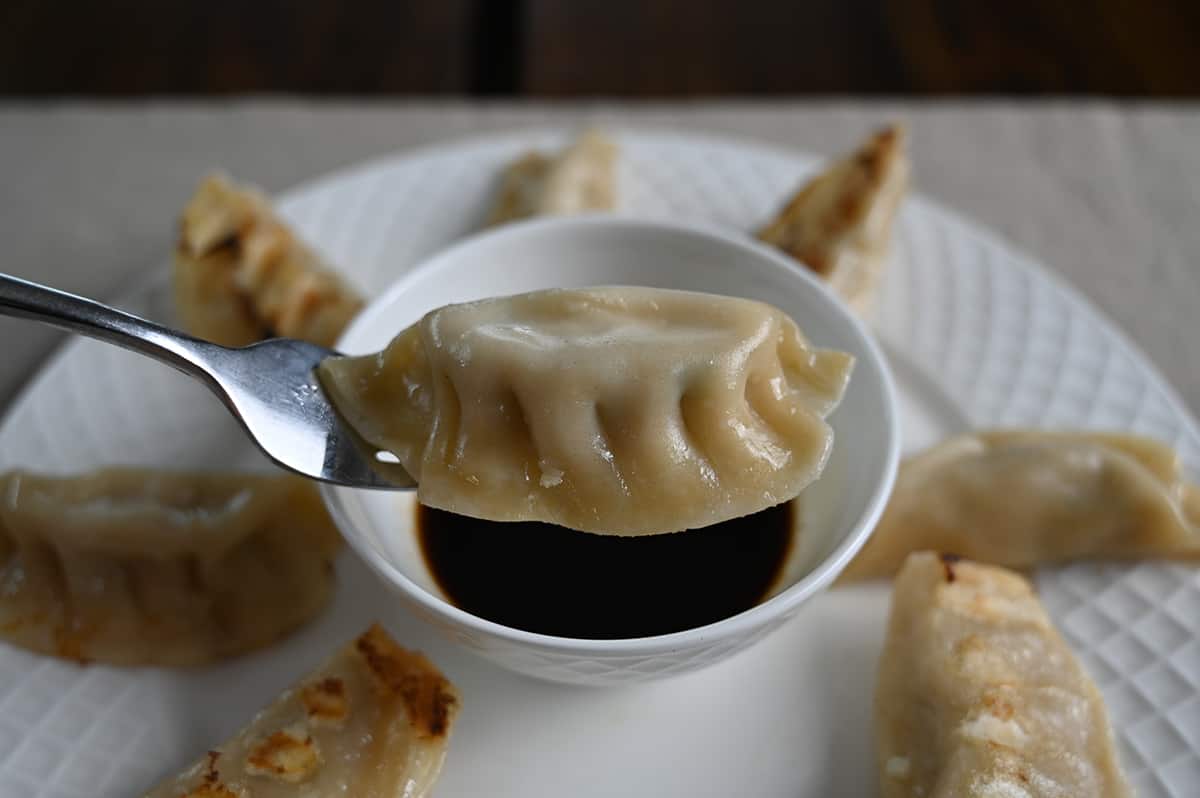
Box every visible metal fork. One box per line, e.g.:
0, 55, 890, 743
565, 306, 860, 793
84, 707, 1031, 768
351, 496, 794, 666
0, 273, 415, 489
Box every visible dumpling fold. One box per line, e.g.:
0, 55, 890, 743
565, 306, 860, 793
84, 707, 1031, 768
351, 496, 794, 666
141, 624, 459, 798
842, 430, 1200, 581
174, 173, 363, 348
319, 286, 854, 535
875, 552, 1134, 798
486, 130, 617, 226
0, 469, 341, 666
758, 125, 909, 315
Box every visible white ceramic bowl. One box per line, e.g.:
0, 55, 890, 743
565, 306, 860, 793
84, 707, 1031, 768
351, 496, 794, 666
322, 216, 899, 686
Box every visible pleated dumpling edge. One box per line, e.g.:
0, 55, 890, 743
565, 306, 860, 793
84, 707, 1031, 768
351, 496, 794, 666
319, 286, 855, 535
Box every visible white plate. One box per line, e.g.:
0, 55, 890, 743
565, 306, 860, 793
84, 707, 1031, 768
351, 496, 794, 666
1, 129, 1198, 797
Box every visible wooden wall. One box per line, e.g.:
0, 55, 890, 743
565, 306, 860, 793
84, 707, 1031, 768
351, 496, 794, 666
2, 0, 1196, 96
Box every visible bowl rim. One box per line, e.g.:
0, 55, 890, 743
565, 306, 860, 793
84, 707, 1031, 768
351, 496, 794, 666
321, 214, 900, 655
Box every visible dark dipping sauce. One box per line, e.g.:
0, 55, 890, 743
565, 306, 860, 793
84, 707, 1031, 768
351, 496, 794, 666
416, 502, 794, 639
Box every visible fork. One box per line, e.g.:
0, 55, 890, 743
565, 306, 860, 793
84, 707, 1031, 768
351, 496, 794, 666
0, 272, 414, 489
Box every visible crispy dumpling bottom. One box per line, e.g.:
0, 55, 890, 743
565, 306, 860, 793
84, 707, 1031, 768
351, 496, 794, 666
174, 172, 364, 348
875, 552, 1134, 797
758, 124, 909, 316
141, 624, 459, 798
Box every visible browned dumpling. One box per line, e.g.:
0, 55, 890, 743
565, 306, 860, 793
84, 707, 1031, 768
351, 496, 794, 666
319, 286, 853, 535
486, 130, 617, 226
0, 469, 341, 666
841, 430, 1200, 581
141, 624, 459, 798
876, 552, 1134, 798
174, 173, 363, 348
758, 125, 909, 315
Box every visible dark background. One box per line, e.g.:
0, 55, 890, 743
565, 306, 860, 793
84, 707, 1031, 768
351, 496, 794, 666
2, 0, 1198, 97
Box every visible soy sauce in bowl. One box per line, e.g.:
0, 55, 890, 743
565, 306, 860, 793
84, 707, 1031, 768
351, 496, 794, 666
417, 502, 794, 639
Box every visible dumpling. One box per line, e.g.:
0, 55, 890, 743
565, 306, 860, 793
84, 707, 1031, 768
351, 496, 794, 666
319, 287, 854, 535
875, 552, 1134, 797
486, 130, 617, 225
840, 430, 1200, 581
757, 125, 909, 315
174, 173, 364, 348
0, 469, 341, 666
141, 624, 459, 798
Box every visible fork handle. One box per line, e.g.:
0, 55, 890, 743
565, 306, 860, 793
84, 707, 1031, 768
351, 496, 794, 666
0, 272, 220, 383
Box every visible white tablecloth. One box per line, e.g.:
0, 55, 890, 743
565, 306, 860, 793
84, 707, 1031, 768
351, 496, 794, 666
2, 100, 1197, 416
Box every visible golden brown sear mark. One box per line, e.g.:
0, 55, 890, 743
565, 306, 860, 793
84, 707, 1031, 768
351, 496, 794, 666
355, 624, 458, 738
244, 723, 320, 783
184, 784, 243, 798
939, 552, 962, 582
302, 676, 349, 727
180, 751, 241, 798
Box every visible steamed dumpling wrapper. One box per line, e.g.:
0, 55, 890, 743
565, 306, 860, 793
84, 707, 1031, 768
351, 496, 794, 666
141, 624, 459, 798
875, 552, 1134, 797
319, 287, 854, 535
841, 430, 1200, 581
0, 469, 341, 666
486, 129, 616, 226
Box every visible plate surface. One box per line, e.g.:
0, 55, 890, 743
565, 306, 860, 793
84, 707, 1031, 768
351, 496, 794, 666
1, 129, 1198, 797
